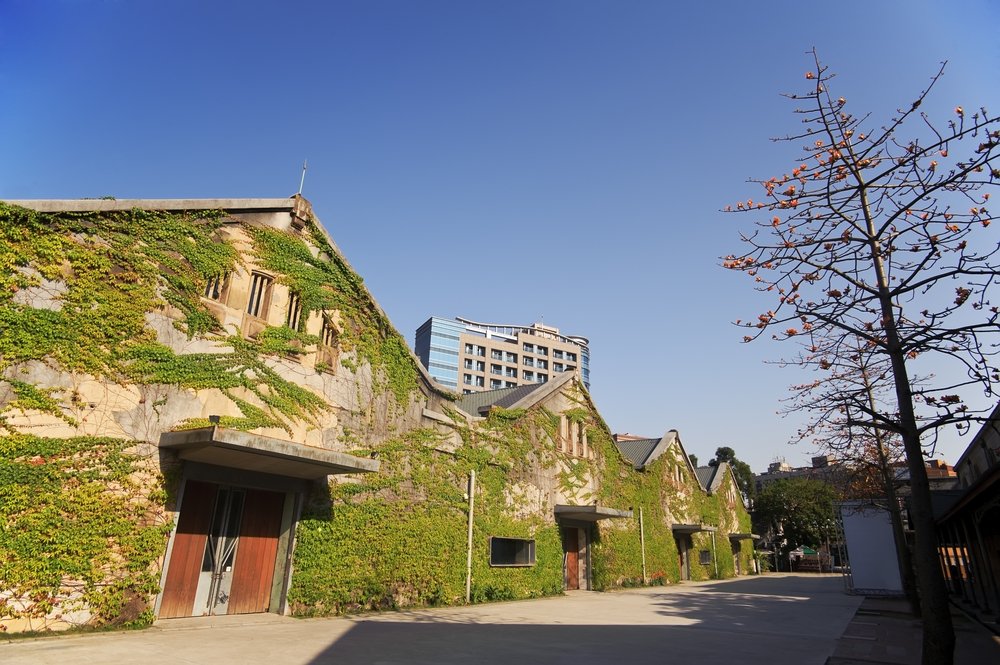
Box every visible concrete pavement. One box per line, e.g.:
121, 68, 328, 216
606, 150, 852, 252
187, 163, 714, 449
2, 574, 992, 665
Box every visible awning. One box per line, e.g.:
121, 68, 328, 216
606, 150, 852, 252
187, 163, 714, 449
671, 523, 717, 534
728, 533, 761, 541
555, 504, 633, 522
159, 427, 379, 480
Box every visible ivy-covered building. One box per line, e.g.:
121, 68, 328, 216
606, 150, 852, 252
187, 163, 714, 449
0, 196, 753, 633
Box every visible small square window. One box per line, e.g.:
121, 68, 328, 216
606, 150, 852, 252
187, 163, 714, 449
699, 550, 712, 566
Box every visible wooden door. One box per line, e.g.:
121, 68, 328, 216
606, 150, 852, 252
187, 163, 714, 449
676, 535, 690, 581
564, 528, 580, 590
159, 481, 219, 618
227, 489, 285, 614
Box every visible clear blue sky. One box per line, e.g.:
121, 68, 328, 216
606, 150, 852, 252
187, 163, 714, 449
3, 0, 998, 472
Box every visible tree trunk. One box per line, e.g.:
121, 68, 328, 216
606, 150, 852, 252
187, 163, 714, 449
865, 183, 955, 665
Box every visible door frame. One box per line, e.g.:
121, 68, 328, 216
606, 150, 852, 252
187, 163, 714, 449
155, 462, 306, 619
559, 520, 593, 591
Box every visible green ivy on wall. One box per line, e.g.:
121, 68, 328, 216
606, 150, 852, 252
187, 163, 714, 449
288, 386, 756, 617
0, 435, 171, 631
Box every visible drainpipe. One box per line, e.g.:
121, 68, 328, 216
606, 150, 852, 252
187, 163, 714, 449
465, 470, 476, 603
639, 507, 647, 584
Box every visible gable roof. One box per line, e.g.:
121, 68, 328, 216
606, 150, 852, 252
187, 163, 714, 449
695, 466, 717, 491
695, 462, 731, 493
452, 370, 577, 418
613, 429, 689, 470
6, 196, 455, 402
454, 382, 546, 417
614, 438, 661, 468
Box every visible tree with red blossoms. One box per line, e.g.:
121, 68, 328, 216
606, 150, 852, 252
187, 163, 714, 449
724, 50, 1000, 665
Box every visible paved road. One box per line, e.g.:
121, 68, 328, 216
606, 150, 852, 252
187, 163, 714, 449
2, 574, 862, 665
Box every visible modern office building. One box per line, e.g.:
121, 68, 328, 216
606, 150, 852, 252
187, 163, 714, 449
414, 317, 590, 393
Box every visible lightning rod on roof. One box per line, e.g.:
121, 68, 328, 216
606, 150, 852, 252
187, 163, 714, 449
298, 159, 308, 195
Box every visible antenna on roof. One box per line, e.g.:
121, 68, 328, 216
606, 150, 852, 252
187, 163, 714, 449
297, 159, 308, 195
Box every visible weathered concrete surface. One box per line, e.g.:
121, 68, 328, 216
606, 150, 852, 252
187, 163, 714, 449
2, 574, 865, 665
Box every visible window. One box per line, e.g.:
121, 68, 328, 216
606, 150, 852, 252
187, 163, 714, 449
505, 381, 517, 388
523, 370, 534, 381
491, 364, 503, 375
204, 273, 230, 302
475, 360, 485, 372
505, 352, 517, 363
286, 292, 302, 330
523, 357, 534, 367
566, 352, 577, 362
537, 373, 547, 383
490, 379, 502, 389
505, 368, 517, 377
316, 312, 340, 372
464, 374, 473, 385
554, 363, 564, 372
699, 550, 712, 566
553, 350, 564, 360
491, 350, 503, 360
559, 416, 589, 457
474, 376, 484, 387
536, 345, 548, 356
475, 345, 486, 357
489, 537, 535, 566
246, 272, 273, 318
523, 343, 534, 353
536, 359, 547, 370
465, 343, 474, 354
464, 359, 474, 369
321, 316, 338, 348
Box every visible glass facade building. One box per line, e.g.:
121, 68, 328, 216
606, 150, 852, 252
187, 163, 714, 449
414, 317, 591, 394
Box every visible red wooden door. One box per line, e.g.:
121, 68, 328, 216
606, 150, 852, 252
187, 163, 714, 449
159, 481, 218, 618
564, 528, 580, 590
227, 489, 285, 614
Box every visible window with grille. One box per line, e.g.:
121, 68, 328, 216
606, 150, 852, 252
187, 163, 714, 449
246, 273, 273, 318
204, 273, 230, 301
321, 316, 338, 348
286, 292, 302, 330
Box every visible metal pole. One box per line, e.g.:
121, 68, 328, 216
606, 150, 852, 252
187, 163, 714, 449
711, 530, 719, 578
297, 159, 308, 195
465, 470, 476, 604
639, 507, 647, 584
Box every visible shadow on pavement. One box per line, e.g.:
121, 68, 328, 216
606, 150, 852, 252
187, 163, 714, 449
304, 576, 856, 665
304, 622, 828, 665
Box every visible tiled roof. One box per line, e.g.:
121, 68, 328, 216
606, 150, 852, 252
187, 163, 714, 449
614, 438, 661, 469
696, 463, 729, 493
454, 382, 546, 417
695, 466, 717, 491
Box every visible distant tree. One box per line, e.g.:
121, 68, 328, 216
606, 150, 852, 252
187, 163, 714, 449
713, 446, 736, 463
710, 446, 755, 503
753, 477, 837, 553
723, 51, 1000, 664
688, 453, 698, 467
